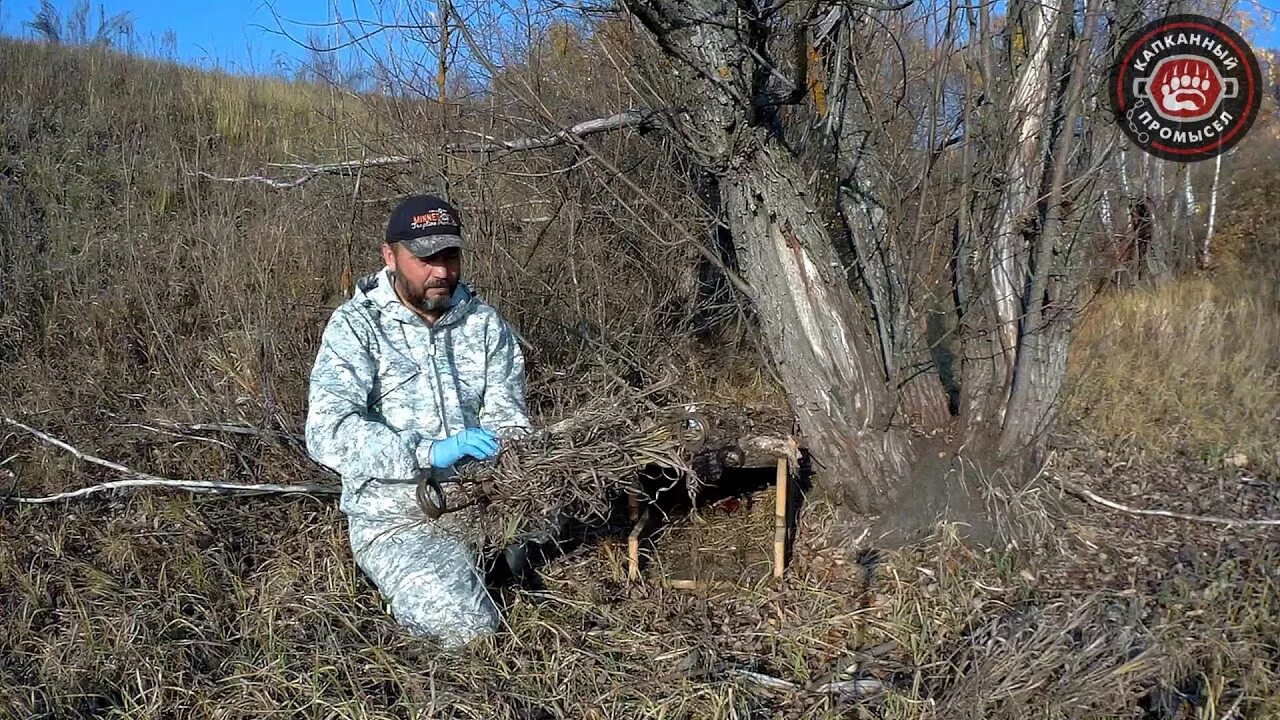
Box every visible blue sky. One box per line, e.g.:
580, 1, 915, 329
0, 0, 382, 74
1, 0, 1279, 76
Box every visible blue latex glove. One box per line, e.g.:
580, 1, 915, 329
428, 428, 500, 469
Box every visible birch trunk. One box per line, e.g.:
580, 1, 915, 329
1202, 150, 1223, 267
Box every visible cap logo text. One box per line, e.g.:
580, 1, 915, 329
410, 209, 456, 230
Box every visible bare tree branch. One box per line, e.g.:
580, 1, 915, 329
728, 667, 886, 696
1062, 477, 1280, 528
5, 476, 341, 504
198, 110, 658, 189
1, 416, 339, 502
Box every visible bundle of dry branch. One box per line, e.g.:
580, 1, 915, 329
422, 388, 797, 553
426, 393, 702, 551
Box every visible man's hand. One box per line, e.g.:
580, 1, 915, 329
429, 428, 500, 469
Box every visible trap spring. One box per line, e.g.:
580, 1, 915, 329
415, 476, 449, 520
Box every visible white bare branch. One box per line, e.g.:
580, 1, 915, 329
198, 110, 656, 189
6, 476, 341, 504
729, 668, 885, 696
1, 416, 339, 503
1062, 477, 1280, 528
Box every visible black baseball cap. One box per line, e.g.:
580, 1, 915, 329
385, 194, 464, 257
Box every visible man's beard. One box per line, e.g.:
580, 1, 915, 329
392, 272, 457, 312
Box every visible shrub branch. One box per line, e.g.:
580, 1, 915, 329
197, 110, 656, 189
0, 416, 340, 502
1061, 476, 1280, 528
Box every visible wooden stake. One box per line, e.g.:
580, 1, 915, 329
773, 456, 789, 579
628, 507, 650, 581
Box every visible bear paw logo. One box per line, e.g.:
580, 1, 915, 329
1142, 55, 1233, 123
1110, 14, 1262, 162
1157, 62, 1213, 114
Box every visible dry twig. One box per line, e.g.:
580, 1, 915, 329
1061, 476, 1280, 528
728, 668, 886, 696
430, 393, 706, 551
0, 416, 339, 502
424, 386, 794, 553
198, 111, 655, 189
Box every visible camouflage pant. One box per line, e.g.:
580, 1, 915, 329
347, 516, 499, 648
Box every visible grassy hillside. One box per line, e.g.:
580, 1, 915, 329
0, 36, 732, 493
1, 37, 1279, 720
1067, 126, 1280, 478
0, 38, 362, 438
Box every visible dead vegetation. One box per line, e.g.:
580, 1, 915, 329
433, 391, 803, 553
2, 16, 1280, 720
3, 447, 1279, 719
1066, 126, 1280, 479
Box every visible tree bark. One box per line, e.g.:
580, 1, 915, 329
620, 0, 920, 512
720, 138, 913, 511
998, 0, 1098, 455
970, 0, 1064, 434
621, 0, 1104, 512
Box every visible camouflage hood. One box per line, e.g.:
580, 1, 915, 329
352, 269, 478, 330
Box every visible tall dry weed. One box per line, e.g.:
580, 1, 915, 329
1068, 275, 1280, 475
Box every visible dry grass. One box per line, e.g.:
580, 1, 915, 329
0, 32, 721, 488
4, 467, 1278, 719
1066, 117, 1280, 480
4, 31, 1280, 720
1067, 275, 1280, 477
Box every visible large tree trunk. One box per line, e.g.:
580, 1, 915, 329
967, 0, 1063, 438
621, 0, 917, 512
720, 137, 913, 512
623, 0, 1103, 514
997, 0, 1099, 456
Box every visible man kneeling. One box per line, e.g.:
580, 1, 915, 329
305, 194, 530, 647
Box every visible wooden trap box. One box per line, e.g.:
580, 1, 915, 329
627, 456, 795, 589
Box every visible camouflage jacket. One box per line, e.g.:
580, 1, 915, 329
305, 269, 531, 520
